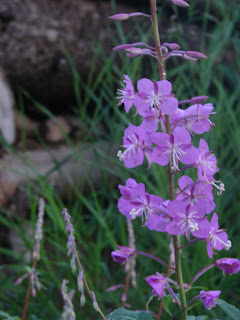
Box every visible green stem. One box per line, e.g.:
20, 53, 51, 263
149, 1, 187, 319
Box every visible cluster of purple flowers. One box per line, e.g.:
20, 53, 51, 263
112, 74, 240, 310
117, 75, 227, 253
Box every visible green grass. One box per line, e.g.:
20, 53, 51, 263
0, 0, 240, 319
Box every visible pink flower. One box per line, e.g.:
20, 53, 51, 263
200, 290, 221, 310
111, 246, 135, 264
116, 75, 135, 112
118, 180, 163, 221
166, 200, 211, 240
194, 139, 218, 182
151, 127, 195, 170
145, 273, 168, 299
146, 200, 171, 232
184, 103, 215, 134
206, 213, 231, 258
215, 258, 240, 274
117, 124, 152, 168
176, 175, 215, 212
134, 78, 178, 115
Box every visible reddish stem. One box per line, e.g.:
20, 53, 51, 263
21, 259, 36, 320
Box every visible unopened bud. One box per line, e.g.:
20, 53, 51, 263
113, 44, 131, 52
109, 12, 151, 21
106, 284, 123, 292
170, 0, 190, 7
163, 42, 180, 50
77, 270, 84, 292
32, 287, 36, 297
190, 96, 208, 104
15, 273, 29, 285
109, 13, 129, 21
80, 288, 85, 307
186, 51, 207, 60
91, 291, 99, 312
71, 254, 76, 274
126, 47, 143, 55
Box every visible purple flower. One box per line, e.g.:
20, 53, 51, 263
134, 78, 178, 116
145, 273, 168, 299
139, 107, 163, 133
184, 103, 215, 134
193, 139, 225, 195
176, 176, 215, 212
111, 246, 136, 264
117, 124, 152, 168
151, 127, 195, 170
200, 290, 221, 310
118, 179, 143, 220
167, 108, 185, 132
206, 213, 231, 258
215, 258, 240, 274
118, 178, 138, 197
118, 180, 163, 221
116, 75, 135, 112
194, 139, 218, 182
146, 200, 171, 232
166, 200, 211, 240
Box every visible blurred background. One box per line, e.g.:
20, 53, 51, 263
0, 0, 239, 319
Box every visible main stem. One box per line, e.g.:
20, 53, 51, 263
150, 1, 188, 319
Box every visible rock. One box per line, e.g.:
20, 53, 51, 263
0, 67, 15, 144
0, 0, 133, 110
0, 142, 118, 210
15, 110, 38, 137
45, 116, 71, 143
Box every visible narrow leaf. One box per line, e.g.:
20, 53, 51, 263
106, 307, 153, 320
187, 316, 208, 320
0, 310, 21, 320
162, 295, 173, 316
217, 299, 240, 320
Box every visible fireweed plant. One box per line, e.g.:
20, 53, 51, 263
107, 0, 240, 319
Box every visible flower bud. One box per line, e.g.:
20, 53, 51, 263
170, 0, 189, 7
215, 258, 240, 274
162, 42, 180, 50
200, 290, 221, 310
109, 13, 129, 21
186, 51, 207, 60
71, 254, 76, 274
80, 287, 85, 307
91, 291, 99, 312
113, 44, 131, 52
77, 270, 84, 292
111, 246, 135, 264
190, 96, 208, 104
126, 47, 143, 55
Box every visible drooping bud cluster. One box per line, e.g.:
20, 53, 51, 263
62, 208, 77, 274
33, 198, 45, 260
15, 198, 45, 298
61, 279, 76, 320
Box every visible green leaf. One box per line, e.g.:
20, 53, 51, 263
186, 300, 202, 311
217, 299, 240, 320
0, 311, 21, 320
162, 295, 173, 316
146, 295, 154, 311
106, 308, 153, 320
187, 316, 208, 320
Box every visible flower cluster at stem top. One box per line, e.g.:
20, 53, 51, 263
112, 74, 239, 309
